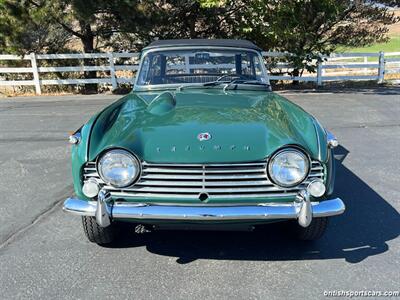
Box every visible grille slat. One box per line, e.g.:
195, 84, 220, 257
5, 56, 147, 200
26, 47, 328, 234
136, 180, 275, 187
142, 162, 267, 167
109, 192, 299, 199
308, 173, 324, 178
141, 173, 269, 180
143, 167, 267, 174
106, 186, 296, 193
83, 160, 324, 200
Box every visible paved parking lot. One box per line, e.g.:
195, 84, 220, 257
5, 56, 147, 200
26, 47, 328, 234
0, 87, 399, 299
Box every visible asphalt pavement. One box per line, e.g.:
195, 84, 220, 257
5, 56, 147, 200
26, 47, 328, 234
0, 88, 399, 299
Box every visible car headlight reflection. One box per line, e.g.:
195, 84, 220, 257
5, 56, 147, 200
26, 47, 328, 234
97, 149, 141, 188
268, 148, 309, 187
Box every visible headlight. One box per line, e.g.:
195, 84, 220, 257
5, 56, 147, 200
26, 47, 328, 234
97, 149, 141, 187
268, 148, 309, 187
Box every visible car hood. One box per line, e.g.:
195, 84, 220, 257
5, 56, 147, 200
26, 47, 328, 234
88, 89, 326, 163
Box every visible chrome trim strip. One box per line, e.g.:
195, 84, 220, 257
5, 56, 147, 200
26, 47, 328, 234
109, 186, 296, 193
108, 192, 299, 199
86, 161, 321, 168
63, 198, 345, 221
312, 118, 322, 160
142, 162, 267, 167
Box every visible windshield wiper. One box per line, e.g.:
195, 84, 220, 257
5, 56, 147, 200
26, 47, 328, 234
203, 75, 243, 87
204, 78, 270, 87
176, 78, 270, 91
222, 80, 270, 91
176, 77, 239, 90
203, 80, 233, 87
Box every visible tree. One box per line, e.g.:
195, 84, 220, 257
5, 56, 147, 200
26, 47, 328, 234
0, 3, 71, 54
0, 0, 157, 92
125, 1, 245, 48
0, 0, 398, 89
0, 1, 159, 53
202, 0, 399, 79
234, 0, 399, 77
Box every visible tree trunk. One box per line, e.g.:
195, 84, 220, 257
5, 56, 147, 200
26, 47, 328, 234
188, 3, 198, 38
292, 68, 300, 85
79, 22, 97, 94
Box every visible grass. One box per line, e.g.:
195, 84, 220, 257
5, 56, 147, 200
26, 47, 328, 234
341, 9, 400, 54
341, 36, 400, 54
334, 36, 400, 63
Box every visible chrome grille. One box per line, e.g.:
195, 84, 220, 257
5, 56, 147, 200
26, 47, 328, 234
83, 160, 324, 200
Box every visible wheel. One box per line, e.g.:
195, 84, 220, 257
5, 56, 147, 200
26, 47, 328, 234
81, 216, 115, 245
290, 217, 328, 241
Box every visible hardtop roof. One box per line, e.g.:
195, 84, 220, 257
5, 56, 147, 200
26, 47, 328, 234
143, 39, 262, 51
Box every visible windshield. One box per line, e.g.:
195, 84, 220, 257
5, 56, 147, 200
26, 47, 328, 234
136, 48, 268, 88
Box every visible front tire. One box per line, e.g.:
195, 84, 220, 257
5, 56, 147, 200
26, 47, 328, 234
81, 216, 115, 245
290, 217, 328, 241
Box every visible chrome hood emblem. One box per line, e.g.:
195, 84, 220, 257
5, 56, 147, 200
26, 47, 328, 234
197, 132, 211, 141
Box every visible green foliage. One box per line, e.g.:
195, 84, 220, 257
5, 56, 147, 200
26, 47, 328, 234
0, 0, 156, 53
199, 0, 225, 8
235, 0, 399, 73
130, 1, 239, 45
0, 0, 398, 75
0, 1, 71, 54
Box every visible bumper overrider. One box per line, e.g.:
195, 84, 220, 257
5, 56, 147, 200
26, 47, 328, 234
63, 189, 345, 228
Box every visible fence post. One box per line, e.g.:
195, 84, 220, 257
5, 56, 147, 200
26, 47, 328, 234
378, 51, 385, 84
363, 56, 368, 74
316, 56, 323, 87
184, 54, 190, 73
30, 53, 41, 95
108, 52, 117, 90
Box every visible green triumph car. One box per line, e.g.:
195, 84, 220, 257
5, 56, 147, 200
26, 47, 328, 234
63, 39, 345, 245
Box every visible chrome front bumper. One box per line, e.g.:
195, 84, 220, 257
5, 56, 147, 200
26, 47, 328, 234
63, 191, 345, 228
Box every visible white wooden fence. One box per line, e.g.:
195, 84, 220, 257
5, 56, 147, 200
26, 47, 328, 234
0, 52, 139, 94
264, 51, 400, 85
0, 51, 399, 94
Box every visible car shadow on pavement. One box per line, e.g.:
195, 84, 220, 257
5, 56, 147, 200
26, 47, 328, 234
105, 145, 399, 264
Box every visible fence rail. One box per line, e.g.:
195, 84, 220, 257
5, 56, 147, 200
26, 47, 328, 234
0, 51, 399, 94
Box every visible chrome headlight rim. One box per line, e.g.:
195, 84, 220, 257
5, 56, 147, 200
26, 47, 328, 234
267, 147, 311, 188
96, 148, 142, 188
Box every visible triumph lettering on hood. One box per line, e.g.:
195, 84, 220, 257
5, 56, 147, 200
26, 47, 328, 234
155, 144, 251, 152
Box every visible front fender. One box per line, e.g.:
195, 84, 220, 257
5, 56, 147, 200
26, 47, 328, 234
71, 113, 99, 201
